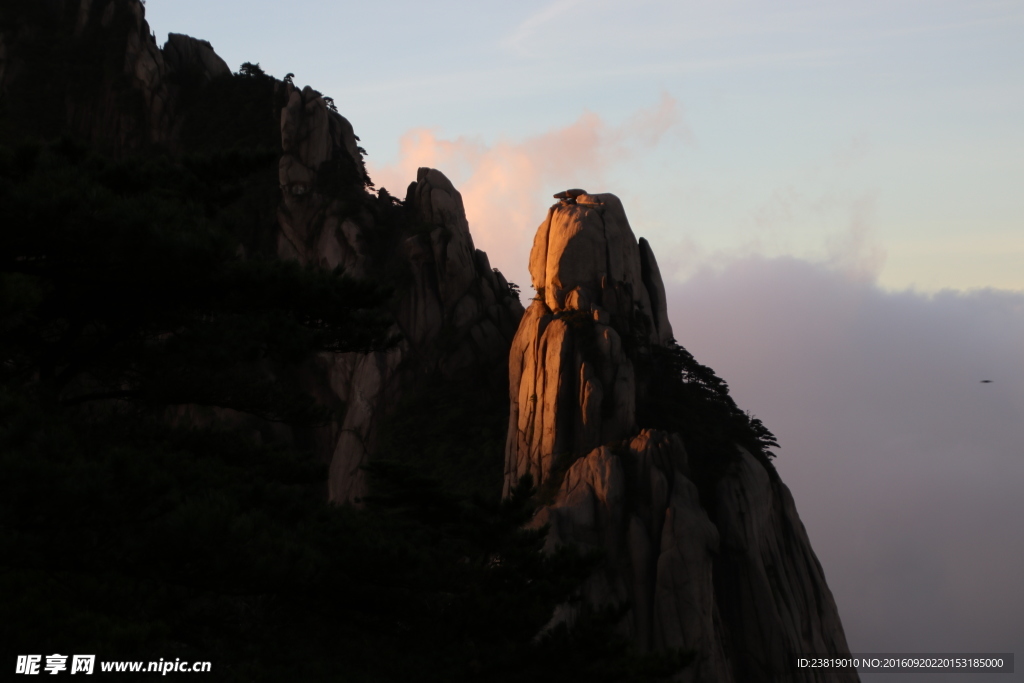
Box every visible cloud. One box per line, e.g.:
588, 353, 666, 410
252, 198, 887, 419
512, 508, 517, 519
665, 257, 1024, 674
825, 190, 885, 280
368, 93, 688, 290
501, 0, 589, 56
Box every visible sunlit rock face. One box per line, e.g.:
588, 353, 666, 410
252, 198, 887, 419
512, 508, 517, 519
507, 193, 674, 495
507, 193, 857, 682
528, 193, 673, 344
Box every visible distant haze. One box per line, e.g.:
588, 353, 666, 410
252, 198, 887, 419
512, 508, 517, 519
666, 256, 1024, 682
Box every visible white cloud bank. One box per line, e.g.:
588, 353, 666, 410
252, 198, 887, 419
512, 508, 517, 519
666, 257, 1024, 678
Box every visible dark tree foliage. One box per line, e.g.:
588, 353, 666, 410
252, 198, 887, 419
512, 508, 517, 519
636, 341, 780, 504
0, 398, 682, 682
373, 378, 510, 499
237, 61, 267, 79
352, 465, 691, 683
175, 64, 286, 154
0, 140, 394, 418
506, 279, 522, 301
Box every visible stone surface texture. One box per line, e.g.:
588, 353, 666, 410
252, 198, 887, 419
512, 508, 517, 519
305, 163, 524, 502
275, 74, 523, 501
508, 194, 673, 494
508, 195, 857, 682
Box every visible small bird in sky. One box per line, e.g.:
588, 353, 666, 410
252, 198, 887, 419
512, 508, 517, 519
980, 380, 993, 383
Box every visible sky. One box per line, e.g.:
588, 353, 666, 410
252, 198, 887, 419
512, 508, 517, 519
145, 1, 1024, 677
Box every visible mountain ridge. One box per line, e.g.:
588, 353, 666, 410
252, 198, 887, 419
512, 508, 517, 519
0, 2, 858, 679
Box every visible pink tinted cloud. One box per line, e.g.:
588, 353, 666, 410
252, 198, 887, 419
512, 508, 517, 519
368, 93, 687, 290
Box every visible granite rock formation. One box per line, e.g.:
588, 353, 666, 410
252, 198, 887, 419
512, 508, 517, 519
310, 164, 524, 502
507, 192, 857, 682
506, 192, 673, 495
162, 33, 231, 85
274, 81, 522, 501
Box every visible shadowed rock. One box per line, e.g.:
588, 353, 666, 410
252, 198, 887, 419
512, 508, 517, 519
0, 0, 525, 504
1, 1, 246, 155
279, 157, 524, 502
162, 33, 230, 83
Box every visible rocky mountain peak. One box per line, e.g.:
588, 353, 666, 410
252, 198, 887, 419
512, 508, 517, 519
529, 191, 673, 346
507, 194, 858, 681
508, 191, 679, 497
162, 33, 231, 84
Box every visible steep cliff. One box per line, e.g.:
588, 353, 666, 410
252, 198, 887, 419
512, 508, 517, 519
1, 0, 182, 153
274, 81, 523, 501
0, 0, 523, 502
507, 192, 857, 682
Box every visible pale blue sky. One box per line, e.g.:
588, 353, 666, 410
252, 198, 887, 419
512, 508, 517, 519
145, 0, 1024, 293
